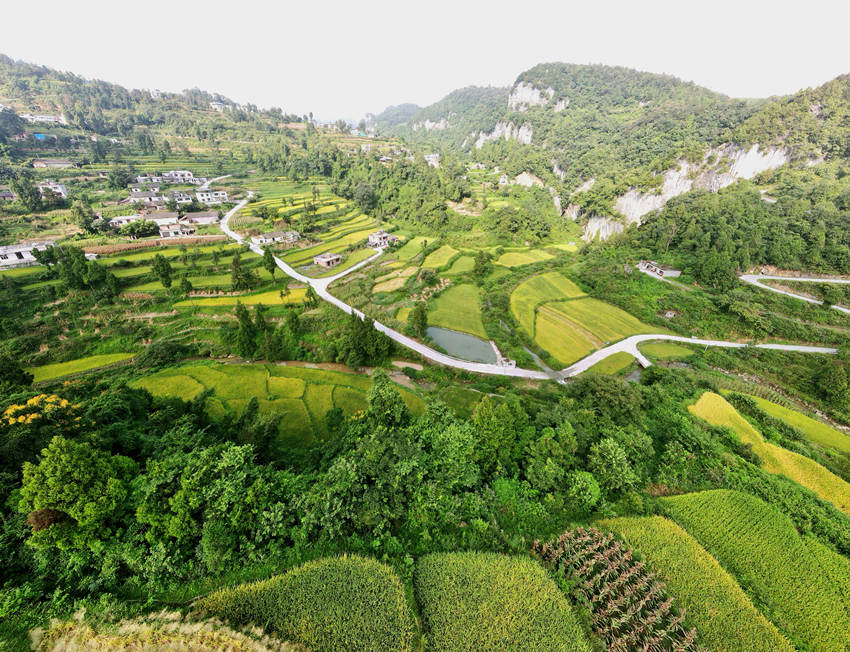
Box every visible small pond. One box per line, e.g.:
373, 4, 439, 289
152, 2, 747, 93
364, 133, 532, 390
427, 326, 496, 364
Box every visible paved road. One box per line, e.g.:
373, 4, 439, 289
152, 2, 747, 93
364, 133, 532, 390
199, 174, 231, 191
220, 198, 837, 379
740, 274, 850, 315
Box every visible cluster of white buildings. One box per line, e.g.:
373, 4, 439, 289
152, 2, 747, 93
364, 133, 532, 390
367, 230, 398, 248
134, 170, 208, 186
20, 113, 68, 125
108, 211, 220, 238
127, 171, 227, 206
0, 241, 55, 268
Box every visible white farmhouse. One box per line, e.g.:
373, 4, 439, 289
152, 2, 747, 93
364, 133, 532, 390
109, 214, 144, 228
368, 230, 398, 248
313, 252, 342, 268
196, 190, 228, 205
0, 241, 56, 268
251, 230, 300, 245
163, 170, 195, 183
181, 211, 220, 225
38, 180, 68, 198
158, 224, 195, 238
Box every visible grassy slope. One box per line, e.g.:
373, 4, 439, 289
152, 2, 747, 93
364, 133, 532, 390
689, 392, 850, 514
599, 515, 792, 652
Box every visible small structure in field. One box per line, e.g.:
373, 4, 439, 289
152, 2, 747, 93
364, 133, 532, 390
37, 180, 68, 198
368, 230, 398, 248
196, 190, 228, 205
32, 158, 75, 169
252, 230, 300, 245
639, 260, 681, 279
313, 252, 342, 268
182, 211, 220, 226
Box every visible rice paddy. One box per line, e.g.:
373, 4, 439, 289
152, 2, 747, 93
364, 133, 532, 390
427, 284, 488, 338
510, 272, 586, 336
421, 245, 459, 269
174, 286, 307, 307
662, 490, 850, 650
29, 352, 136, 382
638, 341, 695, 360
583, 351, 634, 375
494, 249, 554, 267
130, 362, 424, 445
689, 392, 850, 514
748, 395, 850, 454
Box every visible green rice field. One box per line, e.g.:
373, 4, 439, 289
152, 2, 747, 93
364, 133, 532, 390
421, 245, 459, 269
427, 284, 488, 338
749, 395, 850, 454
29, 353, 136, 383
510, 272, 586, 336
494, 249, 553, 267
130, 362, 423, 445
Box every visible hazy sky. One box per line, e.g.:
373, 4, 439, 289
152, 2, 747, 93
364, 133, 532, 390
3, 0, 849, 120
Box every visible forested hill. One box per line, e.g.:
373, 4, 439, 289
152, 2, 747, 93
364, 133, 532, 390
733, 74, 850, 160
373, 63, 761, 186
0, 54, 301, 138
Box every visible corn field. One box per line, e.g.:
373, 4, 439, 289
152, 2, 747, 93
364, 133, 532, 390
534, 527, 703, 652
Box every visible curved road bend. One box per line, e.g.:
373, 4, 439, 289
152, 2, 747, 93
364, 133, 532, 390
221, 198, 837, 379
740, 274, 850, 316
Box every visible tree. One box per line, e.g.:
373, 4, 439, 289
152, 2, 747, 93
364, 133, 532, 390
588, 437, 637, 495
0, 354, 33, 387
408, 301, 428, 337
565, 471, 601, 512
231, 249, 258, 291
107, 167, 132, 190
473, 250, 491, 280
180, 275, 193, 295
235, 301, 257, 358
305, 286, 318, 307
367, 370, 411, 429
70, 199, 96, 233
18, 436, 136, 550
820, 283, 843, 308
353, 183, 376, 212
10, 173, 41, 211
152, 253, 173, 289
263, 247, 277, 279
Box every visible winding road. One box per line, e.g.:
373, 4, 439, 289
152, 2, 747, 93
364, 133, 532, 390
740, 274, 850, 316
219, 196, 839, 380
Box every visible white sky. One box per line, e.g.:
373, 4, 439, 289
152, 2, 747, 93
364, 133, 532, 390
3, 0, 849, 121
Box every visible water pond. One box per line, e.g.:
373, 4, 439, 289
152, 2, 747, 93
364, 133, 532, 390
427, 326, 496, 364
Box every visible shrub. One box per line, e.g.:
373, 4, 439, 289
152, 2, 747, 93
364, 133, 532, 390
198, 555, 414, 651
414, 552, 590, 651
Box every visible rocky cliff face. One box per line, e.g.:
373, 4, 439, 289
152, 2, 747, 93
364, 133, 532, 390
412, 117, 449, 131
613, 144, 789, 224
475, 121, 533, 148
583, 216, 623, 241
508, 82, 554, 112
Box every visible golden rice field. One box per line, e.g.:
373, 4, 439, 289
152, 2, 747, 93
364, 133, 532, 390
599, 515, 792, 652
662, 490, 850, 650
421, 245, 460, 269
494, 249, 554, 267
29, 353, 136, 383
689, 392, 850, 515
175, 287, 307, 308
749, 395, 850, 454
510, 272, 586, 336
372, 266, 418, 294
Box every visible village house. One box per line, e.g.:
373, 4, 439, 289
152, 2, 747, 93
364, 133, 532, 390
158, 223, 196, 238
130, 183, 162, 194
424, 153, 440, 168
147, 212, 182, 226
251, 230, 300, 245
368, 230, 398, 248
196, 190, 228, 204
128, 191, 167, 205
0, 187, 16, 201
162, 170, 195, 183
171, 191, 193, 205
209, 101, 226, 111
181, 211, 220, 226
109, 214, 144, 228
313, 252, 342, 268
32, 158, 75, 169
0, 241, 56, 268
38, 180, 68, 198
20, 113, 67, 125
135, 175, 164, 184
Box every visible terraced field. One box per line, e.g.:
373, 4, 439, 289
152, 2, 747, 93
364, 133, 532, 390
427, 284, 488, 338
29, 353, 135, 383
421, 245, 459, 269
373, 265, 418, 294
583, 351, 634, 375
130, 362, 424, 445
662, 490, 850, 650
749, 395, 850, 454
280, 215, 379, 268
599, 515, 792, 652
689, 392, 850, 514
393, 236, 430, 261
174, 286, 307, 307
639, 341, 695, 359
510, 272, 586, 336
494, 249, 553, 267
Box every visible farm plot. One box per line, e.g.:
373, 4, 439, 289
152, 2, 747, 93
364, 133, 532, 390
29, 352, 135, 383
393, 236, 430, 261
689, 392, 850, 514
510, 272, 586, 336
199, 556, 414, 652
280, 217, 378, 267
444, 255, 474, 275
662, 490, 850, 650
599, 515, 792, 652
639, 341, 695, 360
174, 286, 306, 308
427, 284, 488, 338
373, 266, 417, 294
414, 552, 590, 652
130, 362, 423, 445
421, 245, 459, 269
494, 249, 554, 267
583, 351, 634, 375
534, 306, 596, 365
749, 395, 850, 455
